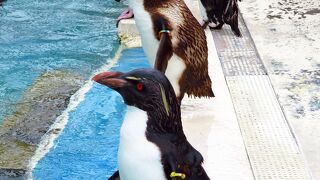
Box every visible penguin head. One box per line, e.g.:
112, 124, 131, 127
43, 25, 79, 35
92, 68, 178, 115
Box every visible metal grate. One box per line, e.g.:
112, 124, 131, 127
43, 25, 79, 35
227, 76, 310, 179
211, 18, 254, 53
211, 15, 311, 179
219, 50, 266, 76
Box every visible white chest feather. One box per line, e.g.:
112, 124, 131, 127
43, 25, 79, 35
128, 0, 186, 97
118, 106, 166, 180
129, 0, 157, 64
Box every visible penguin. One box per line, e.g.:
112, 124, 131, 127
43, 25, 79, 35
115, 0, 214, 101
92, 68, 210, 180
199, 0, 242, 37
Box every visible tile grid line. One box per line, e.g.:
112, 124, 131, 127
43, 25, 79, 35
211, 13, 312, 179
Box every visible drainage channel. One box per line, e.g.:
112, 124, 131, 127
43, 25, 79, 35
211, 15, 311, 179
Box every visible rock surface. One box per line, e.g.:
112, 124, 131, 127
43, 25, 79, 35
117, 19, 141, 48
0, 71, 84, 177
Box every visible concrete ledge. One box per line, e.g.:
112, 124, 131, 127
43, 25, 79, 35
117, 19, 141, 48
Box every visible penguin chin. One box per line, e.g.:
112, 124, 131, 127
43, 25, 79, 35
123, 99, 134, 106
123, 98, 152, 113
123, 100, 144, 111
120, 94, 140, 108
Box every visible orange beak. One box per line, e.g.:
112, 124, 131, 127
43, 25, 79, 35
92, 72, 126, 88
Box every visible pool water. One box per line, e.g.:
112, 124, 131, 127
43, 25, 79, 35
0, 0, 124, 122
32, 48, 150, 179
0, 0, 150, 179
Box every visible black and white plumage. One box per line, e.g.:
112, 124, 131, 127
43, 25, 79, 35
115, 0, 214, 101
199, 0, 242, 37
92, 68, 210, 180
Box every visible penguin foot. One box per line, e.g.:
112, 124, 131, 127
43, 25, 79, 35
116, 8, 134, 27
231, 26, 242, 37
200, 20, 209, 29
209, 23, 223, 30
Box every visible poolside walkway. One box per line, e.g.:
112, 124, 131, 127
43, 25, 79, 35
211, 14, 310, 180
239, 0, 320, 179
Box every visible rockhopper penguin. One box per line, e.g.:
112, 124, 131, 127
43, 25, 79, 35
116, 0, 214, 101
199, 0, 242, 37
92, 68, 210, 180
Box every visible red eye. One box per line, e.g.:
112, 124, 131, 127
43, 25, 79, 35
136, 83, 144, 91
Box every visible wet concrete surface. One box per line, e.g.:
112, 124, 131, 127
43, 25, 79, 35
0, 71, 84, 178
211, 12, 311, 179
239, 0, 320, 178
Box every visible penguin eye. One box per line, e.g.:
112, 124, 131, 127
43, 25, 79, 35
136, 83, 144, 91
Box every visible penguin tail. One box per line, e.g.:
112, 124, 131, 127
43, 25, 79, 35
185, 75, 215, 98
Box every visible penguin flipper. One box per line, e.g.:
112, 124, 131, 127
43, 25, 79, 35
163, 142, 210, 180
155, 31, 173, 73
185, 148, 210, 179
108, 170, 120, 180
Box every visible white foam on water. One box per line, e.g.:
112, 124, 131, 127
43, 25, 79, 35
26, 45, 124, 180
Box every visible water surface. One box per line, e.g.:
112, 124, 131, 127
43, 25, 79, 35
33, 48, 150, 179
0, 0, 124, 122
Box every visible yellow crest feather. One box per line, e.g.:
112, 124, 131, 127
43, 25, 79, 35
160, 84, 170, 116
125, 76, 141, 81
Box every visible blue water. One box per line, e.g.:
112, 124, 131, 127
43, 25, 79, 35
0, 0, 125, 122
0, 1, 149, 178
33, 48, 150, 179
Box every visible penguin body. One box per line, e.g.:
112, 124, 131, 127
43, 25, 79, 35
118, 106, 166, 180
92, 68, 210, 180
199, 0, 242, 37
127, 0, 214, 100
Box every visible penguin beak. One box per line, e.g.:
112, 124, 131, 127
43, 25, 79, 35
92, 72, 127, 89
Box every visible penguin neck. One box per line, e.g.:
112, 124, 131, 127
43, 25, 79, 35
146, 100, 183, 134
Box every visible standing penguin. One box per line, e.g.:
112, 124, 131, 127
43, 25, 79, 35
116, 0, 214, 101
92, 68, 210, 180
199, 0, 242, 37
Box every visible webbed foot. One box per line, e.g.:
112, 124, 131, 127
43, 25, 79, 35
116, 8, 134, 27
